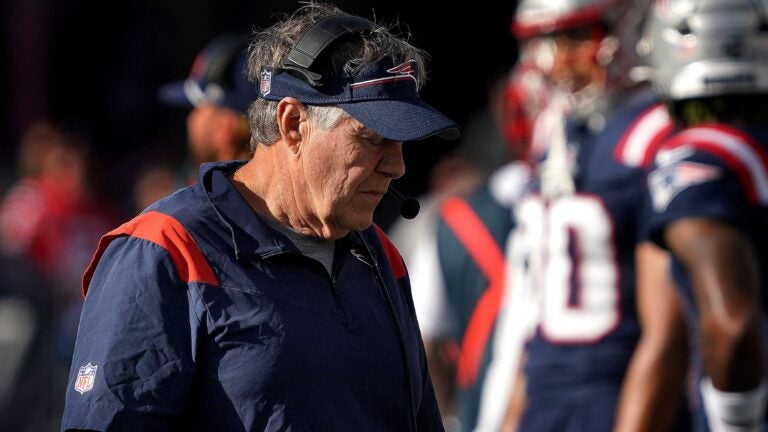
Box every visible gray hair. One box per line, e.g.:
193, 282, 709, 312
245, 2, 429, 151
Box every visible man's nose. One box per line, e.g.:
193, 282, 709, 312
378, 141, 406, 179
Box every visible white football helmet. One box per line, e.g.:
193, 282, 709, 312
641, 0, 768, 100
512, 0, 653, 116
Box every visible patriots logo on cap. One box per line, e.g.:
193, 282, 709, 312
351, 59, 418, 88
74, 362, 98, 394
387, 60, 416, 79
260, 69, 272, 96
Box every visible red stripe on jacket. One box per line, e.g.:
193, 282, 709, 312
374, 224, 407, 280
82, 210, 219, 296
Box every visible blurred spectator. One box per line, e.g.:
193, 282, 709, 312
389, 153, 484, 269
162, 35, 253, 174
0, 120, 116, 431
0, 254, 57, 432
133, 163, 178, 212
132, 32, 256, 215
0, 121, 115, 300
387, 151, 483, 429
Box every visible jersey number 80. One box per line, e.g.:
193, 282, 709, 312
508, 194, 620, 344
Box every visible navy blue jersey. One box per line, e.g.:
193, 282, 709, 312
515, 89, 673, 404
62, 161, 442, 432
647, 124, 768, 323
646, 124, 768, 432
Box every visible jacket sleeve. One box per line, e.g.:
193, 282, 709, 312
61, 235, 204, 431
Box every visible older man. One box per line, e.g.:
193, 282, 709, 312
61, 3, 458, 431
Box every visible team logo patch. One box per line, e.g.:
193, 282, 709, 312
74, 363, 98, 394
648, 161, 722, 212
655, 144, 694, 166
260, 69, 272, 96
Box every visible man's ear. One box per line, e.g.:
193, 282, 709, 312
276, 97, 303, 154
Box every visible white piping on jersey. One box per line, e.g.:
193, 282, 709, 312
539, 94, 574, 199
617, 105, 672, 167
489, 162, 532, 208
675, 127, 768, 204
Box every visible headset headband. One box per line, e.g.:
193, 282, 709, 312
282, 15, 375, 86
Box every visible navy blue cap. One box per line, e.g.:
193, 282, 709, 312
158, 33, 256, 114
258, 58, 460, 141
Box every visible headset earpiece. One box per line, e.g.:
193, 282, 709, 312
281, 15, 374, 87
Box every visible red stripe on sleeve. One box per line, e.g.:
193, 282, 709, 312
614, 104, 674, 167
82, 210, 219, 296
663, 125, 767, 204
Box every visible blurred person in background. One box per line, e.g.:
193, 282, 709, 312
401, 15, 555, 429
483, 0, 691, 430
387, 150, 484, 429
133, 32, 257, 213
388, 72, 520, 279
388, 152, 483, 278
0, 120, 115, 354
157, 31, 255, 175
0, 253, 56, 432
641, 0, 768, 430
0, 120, 116, 431
0, 122, 108, 279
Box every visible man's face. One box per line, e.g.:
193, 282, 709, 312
186, 105, 224, 164
295, 115, 405, 238
547, 25, 606, 93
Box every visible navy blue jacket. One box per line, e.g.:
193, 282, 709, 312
62, 161, 442, 431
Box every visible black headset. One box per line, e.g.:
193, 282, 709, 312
281, 15, 374, 87
283, 15, 419, 431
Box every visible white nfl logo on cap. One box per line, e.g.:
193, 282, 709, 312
260, 69, 272, 96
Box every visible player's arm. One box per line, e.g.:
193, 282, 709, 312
614, 241, 688, 432
666, 218, 763, 390
664, 218, 767, 431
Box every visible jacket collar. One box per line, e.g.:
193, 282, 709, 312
198, 161, 361, 261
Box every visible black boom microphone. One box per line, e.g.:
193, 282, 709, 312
387, 186, 420, 219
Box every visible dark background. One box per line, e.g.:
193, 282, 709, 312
1, 0, 518, 223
